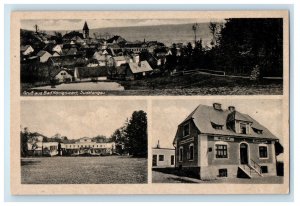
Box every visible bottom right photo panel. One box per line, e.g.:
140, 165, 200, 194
151, 98, 287, 184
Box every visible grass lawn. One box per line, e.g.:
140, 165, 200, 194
21, 156, 147, 184
116, 72, 283, 95
152, 169, 284, 184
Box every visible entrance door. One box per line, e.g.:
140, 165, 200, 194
152, 155, 157, 166
240, 143, 248, 164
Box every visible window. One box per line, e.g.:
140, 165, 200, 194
183, 123, 190, 136
259, 146, 268, 158
179, 147, 183, 162
152, 155, 157, 166
261, 166, 268, 173
218, 169, 228, 177
189, 144, 194, 160
159, 155, 164, 161
216, 144, 228, 158
211, 122, 223, 130
253, 128, 263, 134
240, 123, 247, 134
171, 155, 175, 165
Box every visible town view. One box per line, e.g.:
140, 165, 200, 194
20, 18, 283, 95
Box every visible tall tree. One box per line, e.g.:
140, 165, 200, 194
216, 18, 283, 77
20, 127, 30, 157
124, 111, 147, 157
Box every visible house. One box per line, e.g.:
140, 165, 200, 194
124, 42, 147, 53
21, 45, 34, 56
125, 60, 153, 80
27, 141, 59, 157
36, 50, 52, 63
74, 66, 108, 81
50, 68, 73, 83
52, 51, 60, 57
93, 52, 112, 66
63, 137, 115, 156
107, 35, 126, 44
48, 56, 78, 68
152, 141, 175, 168
112, 56, 127, 67
173, 103, 281, 180
44, 43, 62, 54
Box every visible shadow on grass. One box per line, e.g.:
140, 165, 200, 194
152, 167, 198, 179
21, 159, 41, 166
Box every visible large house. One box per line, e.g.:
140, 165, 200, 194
27, 137, 115, 157
173, 103, 281, 180
63, 137, 115, 156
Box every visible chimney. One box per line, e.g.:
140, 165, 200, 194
157, 140, 160, 149
213, 103, 222, 111
228, 106, 235, 112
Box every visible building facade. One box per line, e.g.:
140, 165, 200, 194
152, 147, 175, 168
63, 137, 115, 156
27, 137, 115, 157
174, 103, 280, 180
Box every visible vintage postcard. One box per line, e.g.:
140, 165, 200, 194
10, 11, 289, 195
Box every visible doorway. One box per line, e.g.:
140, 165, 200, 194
240, 143, 248, 164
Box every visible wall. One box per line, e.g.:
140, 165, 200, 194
55, 71, 73, 83
152, 148, 175, 168
175, 119, 199, 168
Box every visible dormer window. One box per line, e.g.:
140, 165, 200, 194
211, 122, 223, 130
240, 123, 247, 134
253, 127, 263, 134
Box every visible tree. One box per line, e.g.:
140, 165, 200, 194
33, 24, 39, 34
124, 110, 147, 157
111, 126, 127, 154
209, 22, 217, 46
20, 127, 30, 157
216, 18, 283, 77
192, 23, 199, 44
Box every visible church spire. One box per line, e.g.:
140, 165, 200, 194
83, 21, 89, 39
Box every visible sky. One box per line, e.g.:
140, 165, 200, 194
152, 99, 283, 148
21, 100, 147, 139
21, 18, 225, 31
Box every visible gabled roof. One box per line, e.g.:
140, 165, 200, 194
113, 56, 126, 61
128, 61, 153, 74
50, 68, 73, 78
179, 104, 278, 140
37, 50, 50, 57
21, 45, 32, 52
107, 35, 126, 44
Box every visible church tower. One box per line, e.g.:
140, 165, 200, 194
83, 21, 89, 39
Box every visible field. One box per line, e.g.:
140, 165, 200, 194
116, 72, 283, 95
22, 72, 283, 96
21, 156, 147, 184
152, 169, 284, 184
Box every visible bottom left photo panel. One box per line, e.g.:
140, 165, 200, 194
19, 99, 148, 184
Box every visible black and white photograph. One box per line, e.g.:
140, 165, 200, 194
151, 99, 285, 184
20, 100, 148, 184
20, 17, 284, 96
10, 11, 290, 195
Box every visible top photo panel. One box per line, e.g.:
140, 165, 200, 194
16, 11, 288, 96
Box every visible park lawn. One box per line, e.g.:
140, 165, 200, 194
21, 156, 147, 184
